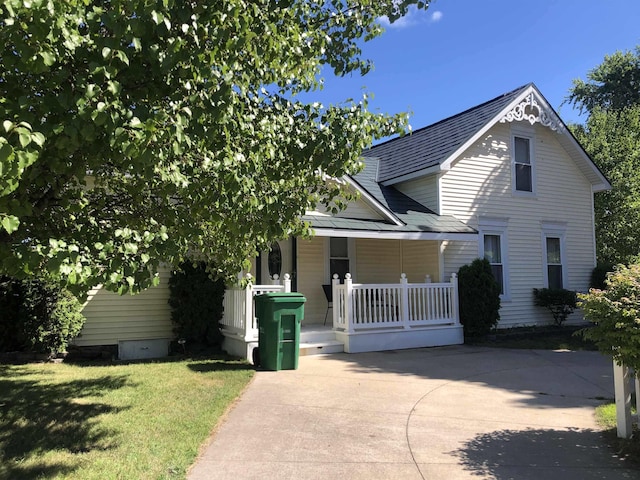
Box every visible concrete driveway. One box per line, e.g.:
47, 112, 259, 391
188, 346, 638, 479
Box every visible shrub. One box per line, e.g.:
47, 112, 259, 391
590, 262, 614, 290
533, 288, 578, 326
0, 276, 86, 354
168, 262, 226, 348
578, 263, 640, 371
458, 258, 501, 338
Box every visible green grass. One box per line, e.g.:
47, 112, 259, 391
468, 326, 598, 350
0, 356, 254, 480
595, 402, 640, 467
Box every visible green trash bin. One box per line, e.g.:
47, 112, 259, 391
255, 293, 306, 371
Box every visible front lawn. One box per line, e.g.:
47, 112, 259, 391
0, 356, 254, 479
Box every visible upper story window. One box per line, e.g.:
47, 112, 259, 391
513, 136, 533, 192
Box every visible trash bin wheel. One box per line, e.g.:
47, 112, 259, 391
252, 347, 260, 368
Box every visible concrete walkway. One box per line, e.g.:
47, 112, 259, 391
188, 346, 639, 479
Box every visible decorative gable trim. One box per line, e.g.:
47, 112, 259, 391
499, 91, 565, 133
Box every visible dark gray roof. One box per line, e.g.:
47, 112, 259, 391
305, 159, 476, 235
366, 84, 531, 183
302, 214, 475, 235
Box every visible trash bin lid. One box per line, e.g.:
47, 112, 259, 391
255, 292, 306, 303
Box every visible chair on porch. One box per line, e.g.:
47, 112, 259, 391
322, 284, 332, 326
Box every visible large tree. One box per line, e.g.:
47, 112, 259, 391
0, 0, 429, 294
566, 46, 640, 265
566, 45, 640, 114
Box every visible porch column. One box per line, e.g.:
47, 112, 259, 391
332, 274, 340, 329
243, 273, 255, 341
344, 273, 354, 333
450, 273, 460, 325
283, 273, 292, 293
400, 273, 410, 329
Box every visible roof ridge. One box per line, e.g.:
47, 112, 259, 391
366, 83, 533, 153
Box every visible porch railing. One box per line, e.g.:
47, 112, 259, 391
221, 273, 291, 341
332, 273, 459, 333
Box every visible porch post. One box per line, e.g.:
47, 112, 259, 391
244, 273, 254, 340
283, 273, 292, 293
450, 272, 460, 325
332, 274, 340, 329
400, 273, 410, 329
344, 273, 354, 333
271, 273, 280, 285
425, 274, 431, 283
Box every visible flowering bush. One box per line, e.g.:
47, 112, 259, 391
579, 263, 640, 370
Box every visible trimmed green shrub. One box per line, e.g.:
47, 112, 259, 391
578, 263, 640, 371
590, 262, 614, 290
0, 276, 86, 354
168, 262, 226, 348
458, 258, 501, 338
533, 288, 578, 326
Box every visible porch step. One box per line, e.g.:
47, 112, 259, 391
300, 326, 336, 343
299, 340, 344, 356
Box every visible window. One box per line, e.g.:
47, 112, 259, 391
478, 217, 509, 299
514, 136, 532, 192
542, 222, 567, 290
546, 237, 563, 289
483, 235, 504, 294
329, 237, 350, 282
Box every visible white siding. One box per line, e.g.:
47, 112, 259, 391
296, 237, 327, 325
312, 196, 385, 221
356, 239, 402, 283
75, 266, 173, 346
440, 122, 596, 327
400, 240, 440, 283
397, 175, 440, 213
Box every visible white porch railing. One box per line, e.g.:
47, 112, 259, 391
332, 273, 459, 333
221, 273, 291, 341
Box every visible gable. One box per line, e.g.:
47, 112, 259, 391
309, 192, 387, 222
367, 83, 610, 193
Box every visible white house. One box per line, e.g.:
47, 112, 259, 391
76, 83, 611, 360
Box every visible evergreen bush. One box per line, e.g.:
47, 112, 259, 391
0, 276, 85, 354
168, 262, 226, 349
458, 258, 501, 338
533, 288, 578, 326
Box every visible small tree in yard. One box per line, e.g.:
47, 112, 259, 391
458, 258, 501, 338
533, 288, 578, 327
579, 263, 640, 372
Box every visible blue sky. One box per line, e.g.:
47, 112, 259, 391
308, 0, 640, 133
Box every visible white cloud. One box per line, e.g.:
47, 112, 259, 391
379, 7, 442, 29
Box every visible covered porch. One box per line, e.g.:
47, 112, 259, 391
220, 267, 463, 360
